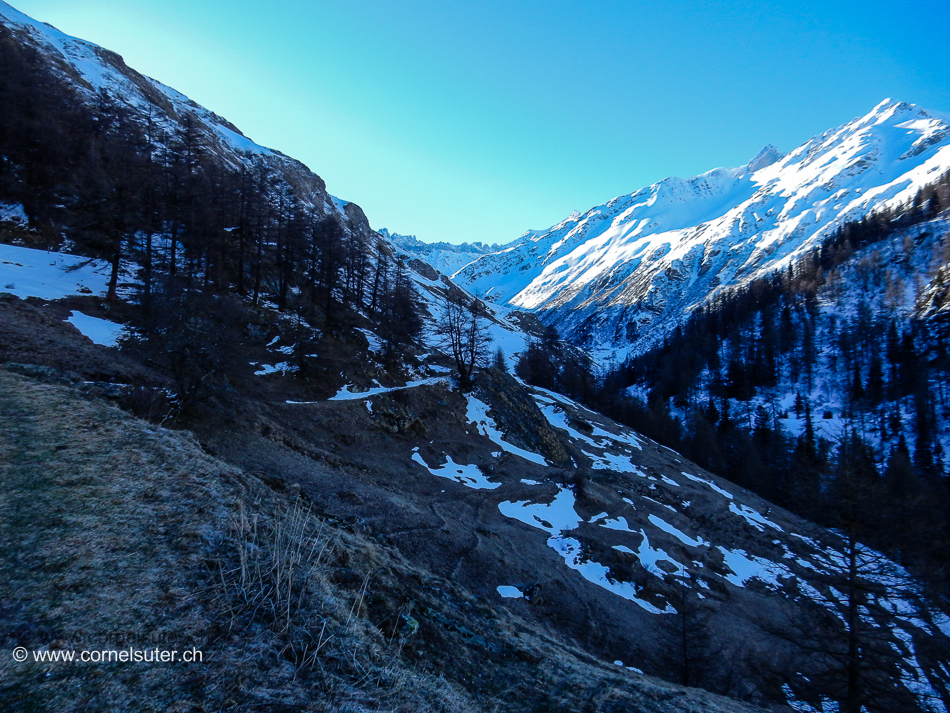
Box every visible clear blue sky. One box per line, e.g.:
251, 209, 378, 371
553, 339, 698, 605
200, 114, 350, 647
13, 0, 950, 244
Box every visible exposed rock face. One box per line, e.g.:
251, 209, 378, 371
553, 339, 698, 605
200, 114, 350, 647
474, 369, 570, 466
918, 263, 950, 319
408, 258, 439, 282
371, 391, 430, 436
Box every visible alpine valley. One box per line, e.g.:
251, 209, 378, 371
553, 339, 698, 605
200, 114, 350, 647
1, 2, 949, 713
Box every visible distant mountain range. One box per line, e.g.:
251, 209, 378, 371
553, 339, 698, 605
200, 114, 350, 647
452, 100, 950, 360
380, 229, 510, 277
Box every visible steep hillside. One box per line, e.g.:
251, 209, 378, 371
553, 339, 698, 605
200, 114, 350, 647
2, 253, 949, 711
0, 0, 357, 231
0, 0, 533, 381
455, 101, 950, 360
590, 207, 950, 622
1, 367, 776, 713
1, 3, 949, 712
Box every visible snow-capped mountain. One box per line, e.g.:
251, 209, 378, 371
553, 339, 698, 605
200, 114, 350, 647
381, 229, 510, 277
454, 100, 950, 360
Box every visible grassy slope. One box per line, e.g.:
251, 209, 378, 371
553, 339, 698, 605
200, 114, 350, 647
0, 369, 464, 712
0, 370, 768, 712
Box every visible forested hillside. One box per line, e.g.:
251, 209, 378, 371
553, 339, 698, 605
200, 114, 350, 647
594, 185, 950, 594
0, 15, 429, 358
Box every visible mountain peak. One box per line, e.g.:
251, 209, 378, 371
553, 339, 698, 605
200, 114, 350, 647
453, 98, 950, 359
871, 97, 906, 114
861, 97, 932, 127
747, 144, 784, 172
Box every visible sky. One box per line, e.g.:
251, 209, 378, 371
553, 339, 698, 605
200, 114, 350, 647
11, 0, 950, 245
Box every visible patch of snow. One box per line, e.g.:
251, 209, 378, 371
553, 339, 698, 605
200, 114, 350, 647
730, 502, 784, 532
591, 422, 643, 451
933, 610, 950, 637
0, 244, 110, 300
0, 203, 27, 223
601, 516, 638, 534
680, 471, 734, 499
357, 328, 383, 353
648, 514, 709, 548
66, 311, 123, 346
555, 536, 675, 614
496, 585, 524, 599
536, 392, 643, 459
589, 450, 649, 474
633, 529, 687, 578
643, 495, 677, 513
253, 362, 295, 376
782, 684, 821, 713
411, 452, 500, 490
717, 546, 793, 589
791, 533, 822, 548
499, 486, 582, 534
499, 486, 674, 613
330, 377, 448, 400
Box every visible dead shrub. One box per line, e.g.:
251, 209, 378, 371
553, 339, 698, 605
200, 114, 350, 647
213, 497, 336, 664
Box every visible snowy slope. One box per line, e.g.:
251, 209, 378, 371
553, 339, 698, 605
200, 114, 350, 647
500, 385, 949, 710
454, 100, 950, 360
316, 365, 950, 710
397, 247, 534, 372
0, 241, 112, 300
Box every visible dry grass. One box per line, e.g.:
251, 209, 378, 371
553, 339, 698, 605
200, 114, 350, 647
216, 498, 335, 641
0, 370, 477, 712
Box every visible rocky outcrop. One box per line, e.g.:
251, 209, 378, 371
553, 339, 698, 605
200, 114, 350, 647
474, 369, 570, 466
